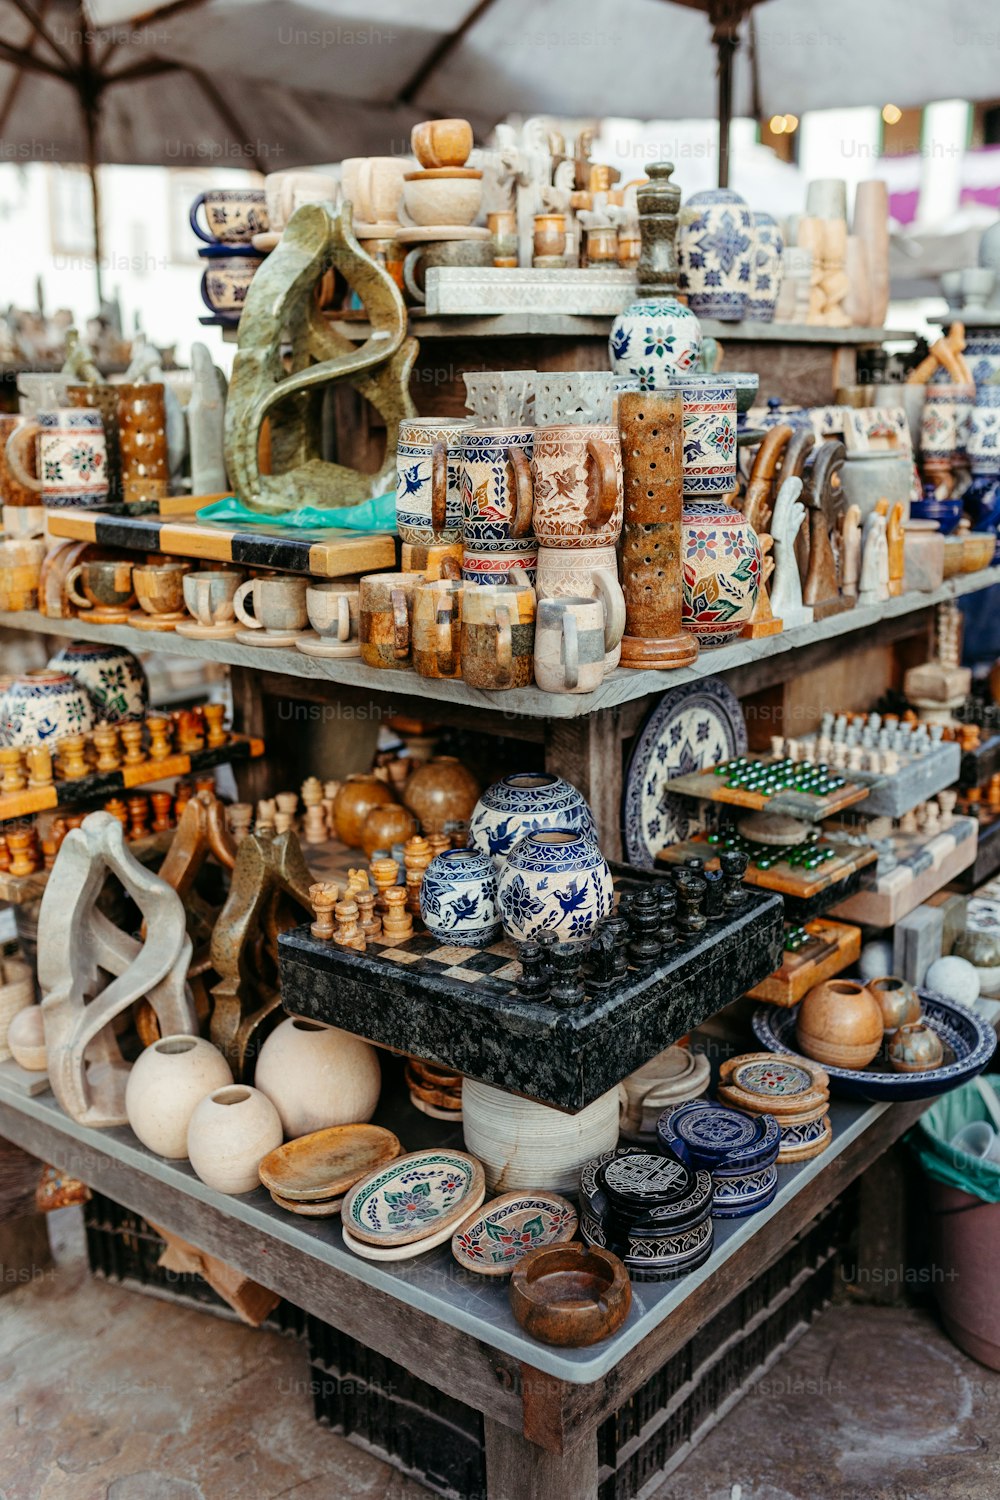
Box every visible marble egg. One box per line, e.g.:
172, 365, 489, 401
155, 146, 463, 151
925, 956, 981, 1008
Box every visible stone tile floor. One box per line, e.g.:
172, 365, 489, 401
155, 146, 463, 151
1, 1210, 998, 1500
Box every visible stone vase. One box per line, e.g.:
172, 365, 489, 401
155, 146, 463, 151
333, 773, 396, 848
469, 773, 596, 866
677, 189, 754, 321
186, 1084, 283, 1193
254, 1017, 381, 1138
496, 828, 613, 943
125, 1034, 234, 1158
401, 755, 480, 834
117, 382, 170, 512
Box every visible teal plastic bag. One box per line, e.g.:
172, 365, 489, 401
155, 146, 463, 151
197, 493, 397, 532
910, 1077, 1000, 1202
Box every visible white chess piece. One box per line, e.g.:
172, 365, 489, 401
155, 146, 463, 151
769, 477, 814, 628
857, 512, 890, 606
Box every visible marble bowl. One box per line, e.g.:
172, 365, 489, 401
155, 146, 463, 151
509, 1243, 631, 1347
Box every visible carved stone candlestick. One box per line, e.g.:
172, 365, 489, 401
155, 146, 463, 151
617, 390, 698, 669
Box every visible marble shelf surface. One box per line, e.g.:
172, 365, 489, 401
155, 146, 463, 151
0, 1056, 903, 1385
2, 567, 998, 722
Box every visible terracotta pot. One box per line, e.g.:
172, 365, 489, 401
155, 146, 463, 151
796, 979, 883, 1069
334, 773, 396, 848
125, 1034, 233, 1158
362, 802, 418, 858
254, 1017, 381, 1138
402, 755, 480, 834
186, 1084, 283, 1194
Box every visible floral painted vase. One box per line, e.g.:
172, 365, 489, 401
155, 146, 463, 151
677, 188, 754, 321
964, 332, 1000, 398
681, 500, 762, 647
419, 848, 500, 946
48, 643, 148, 723
608, 297, 702, 390
0, 670, 97, 749
469, 772, 597, 866
497, 828, 613, 943
672, 377, 738, 496
748, 212, 783, 322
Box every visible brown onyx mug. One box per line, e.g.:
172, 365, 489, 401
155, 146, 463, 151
132, 560, 192, 628
359, 572, 420, 669
460, 578, 535, 690
65, 558, 136, 622
413, 578, 464, 680
530, 424, 624, 549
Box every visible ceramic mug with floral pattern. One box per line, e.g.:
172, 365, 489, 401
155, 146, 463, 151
529, 424, 624, 549
4, 408, 109, 509
668, 377, 738, 498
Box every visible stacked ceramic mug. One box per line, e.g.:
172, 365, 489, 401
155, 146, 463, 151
191, 187, 268, 321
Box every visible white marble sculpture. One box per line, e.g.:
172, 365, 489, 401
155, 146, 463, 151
857, 511, 890, 606
38, 811, 196, 1127
188, 343, 228, 495
769, 477, 814, 628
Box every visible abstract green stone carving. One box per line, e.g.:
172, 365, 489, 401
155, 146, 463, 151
225, 202, 418, 513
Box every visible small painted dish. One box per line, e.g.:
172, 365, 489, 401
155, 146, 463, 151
710, 1163, 779, 1218
717, 1052, 829, 1116
451, 1191, 578, 1277
341, 1219, 457, 1261
258, 1123, 401, 1203
657, 1100, 781, 1172
342, 1148, 486, 1248
777, 1115, 832, 1163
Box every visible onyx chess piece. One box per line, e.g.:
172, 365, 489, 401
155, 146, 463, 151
720, 848, 751, 908
703, 866, 726, 921
547, 941, 587, 1007
675, 872, 707, 934
515, 940, 551, 1000
627, 887, 662, 968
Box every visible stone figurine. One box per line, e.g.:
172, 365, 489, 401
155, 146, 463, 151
37, 812, 196, 1127
840, 503, 863, 599
769, 477, 813, 629
188, 343, 229, 496
857, 511, 890, 606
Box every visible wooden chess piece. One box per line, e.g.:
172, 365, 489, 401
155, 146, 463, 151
383, 887, 413, 942
427, 833, 451, 861
355, 888, 381, 942
347, 867, 370, 896
255, 798, 276, 835
92, 722, 120, 773
127, 795, 151, 839
119, 722, 146, 767
146, 715, 172, 761
104, 797, 128, 828
24, 745, 53, 789
0, 747, 26, 794
227, 803, 253, 844
309, 881, 339, 940
173, 708, 204, 754
618, 388, 698, 669
7, 828, 38, 877
333, 897, 365, 952
887, 501, 905, 598
150, 791, 174, 832
56, 735, 88, 780
174, 781, 194, 817
276, 791, 299, 821
371, 857, 399, 913
202, 702, 227, 748
404, 834, 432, 915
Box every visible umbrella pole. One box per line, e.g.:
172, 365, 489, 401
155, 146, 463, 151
716, 27, 737, 189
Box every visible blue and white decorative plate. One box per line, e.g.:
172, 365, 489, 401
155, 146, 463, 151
657, 1099, 781, 1172
752, 994, 997, 1101
710, 1164, 778, 1219
623, 677, 747, 867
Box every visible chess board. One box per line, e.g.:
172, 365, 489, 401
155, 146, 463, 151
278, 876, 785, 1112
746, 919, 862, 1007
665, 755, 873, 823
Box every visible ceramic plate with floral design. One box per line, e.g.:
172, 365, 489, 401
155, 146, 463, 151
623, 677, 747, 867
450, 1191, 578, 1277
342, 1148, 486, 1248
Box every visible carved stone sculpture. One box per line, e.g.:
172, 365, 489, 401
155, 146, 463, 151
857, 511, 889, 606
209, 830, 314, 1080
38, 812, 195, 1127
225, 202, 418, 512
769, 477, 813, 629
802, 440, 851, 617
187, 343, 229, 495
840, 504, 863, 599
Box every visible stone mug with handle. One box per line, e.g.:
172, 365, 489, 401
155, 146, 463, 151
359, 572, 420, 668
402, 240, 494, 304
535, 545, 625, 672
396, 418, 470, 546
178, 568, 245, 638
533, 596, 606, 695
460, 426, 536, 562
413, 578, 464, 680
528, 424, 624, 549
233, 574, 309, 640
460, 575, 535, 690
65, 558, 136, 623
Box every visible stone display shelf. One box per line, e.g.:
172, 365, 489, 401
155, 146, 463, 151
0, 734, 264, 825
278, 879, 784, 1112
234, 315, 912, 345
3, 567, 998, 724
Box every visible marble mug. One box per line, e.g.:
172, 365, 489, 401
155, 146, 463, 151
183, 569, 244, 629
529, 424, 624, 548
402, 240, 493, 303
5, 408, 109, 509
396, 418, 471, 546
413, 578, 464, 680
460, 579, 535, 690
535, 546, 626, 671
233, 574, 308, 636
359, 571, 420, 668
460, 426, 536, 558
533, 596, 606, 695
190, 188, 268, 245
341, 157, 408, 224
0, 414, 39, 507
65, 558, 136, 616
265, 170, 338, 231
133, 561, 192, 622
306, 582, 360, 643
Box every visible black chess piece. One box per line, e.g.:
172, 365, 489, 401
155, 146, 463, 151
703, 866, 726, 921
719, 848, 751, 908
627, 887, 662, 968
674, 872, 707, 933
584, 922, 619, 990
514, 940, 550, 1000
602, 914, 631, 980
654, 879, 677, 946
547, 941, 587, 1007
685, 856, 706, 876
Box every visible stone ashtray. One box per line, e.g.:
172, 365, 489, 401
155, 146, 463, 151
508, 1242, 631, 1347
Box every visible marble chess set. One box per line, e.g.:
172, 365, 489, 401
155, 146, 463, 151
784, 710, 961, 820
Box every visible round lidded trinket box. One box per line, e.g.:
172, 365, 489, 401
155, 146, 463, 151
656, 1098, 781, 1175
717, 1052, 829, 1117
468, 772, 596, 866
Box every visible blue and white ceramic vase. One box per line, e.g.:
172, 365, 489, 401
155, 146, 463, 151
468, 772, 596, 867
747, 212, 783, 322
497, 828, 613, 943
419, 848, 500, 947
964, 331, 1000, 401
608, 298, 702, 390
678, 189, 754, 322
48, 643, 148, 723
0, 670, 97, 749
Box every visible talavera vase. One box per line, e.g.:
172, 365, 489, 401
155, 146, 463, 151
608, 298, 702, 390
469, 773, 596, 866
678, 189, 754, 321
681, 500, 762, 647
48, 643, 148, 723
748, 212, 783, 322
496, 828, 613, 943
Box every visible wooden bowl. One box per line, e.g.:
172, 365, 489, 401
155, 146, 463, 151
796, 979, 884, 1070
508, 1242, 631, 1347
